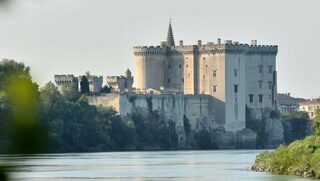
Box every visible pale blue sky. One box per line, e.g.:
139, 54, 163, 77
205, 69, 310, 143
0, 0, 319, 98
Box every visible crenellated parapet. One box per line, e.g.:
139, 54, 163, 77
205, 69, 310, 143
133, 46, 168, 56
174, 45, 198, 54
197, 42, 278, 55
224, 43, 278, 54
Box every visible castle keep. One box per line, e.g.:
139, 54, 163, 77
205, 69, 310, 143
133, 21, 278, 132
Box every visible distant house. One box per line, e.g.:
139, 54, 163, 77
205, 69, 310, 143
299, 99, 320, 119
277, 93, 299, 115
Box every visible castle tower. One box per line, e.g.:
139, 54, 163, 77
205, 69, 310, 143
166, 20, 175, 47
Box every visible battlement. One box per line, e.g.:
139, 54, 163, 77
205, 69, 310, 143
54, 74, 78, 84
133, 46, 168, 56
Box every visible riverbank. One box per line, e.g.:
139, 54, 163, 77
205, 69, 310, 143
251, 136, 320, 179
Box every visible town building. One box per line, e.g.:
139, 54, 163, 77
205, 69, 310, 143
277, 93, 299, 115
299, 98, 320, 119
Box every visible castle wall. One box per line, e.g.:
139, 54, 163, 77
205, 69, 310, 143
88, 93, 218, 144
165, 52, 184, 91
87, 93, 121, 112
134, 47, 166, 90
183, 53, 196, 94
224, 51, 246, 131
198, 50, 226, 125
245, 48, 277, 120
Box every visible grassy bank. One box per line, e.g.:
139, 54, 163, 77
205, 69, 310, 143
252, 136, 320, 178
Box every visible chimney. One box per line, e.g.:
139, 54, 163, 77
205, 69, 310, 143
179, 40, 183, 46
251, 40, 257, 46
160, 41, 167, 47
198, 40, 202, 46
217, 38, 221, 45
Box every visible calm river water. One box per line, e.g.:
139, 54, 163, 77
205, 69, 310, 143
0, 150, 315, 181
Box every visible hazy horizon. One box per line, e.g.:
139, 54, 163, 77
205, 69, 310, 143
0, 0, 319, 98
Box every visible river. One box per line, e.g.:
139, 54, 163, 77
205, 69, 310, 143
0, 150, 315, 181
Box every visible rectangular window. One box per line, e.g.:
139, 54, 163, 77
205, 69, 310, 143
179, 64, 182, 69
212, 70, 217, 77
258, 65, 263, 74
259, 81, 263, 89
168, 78, 170, 83
259, 94, 263, 103
168, 65, 171, 69
212, 85, 217, 93
234, 84, 238, 93
268, 65, 273, 73
268, 81, 273, 89
234, 69, 238, 77
182, 78, 184, 83
249, 94, 254, 103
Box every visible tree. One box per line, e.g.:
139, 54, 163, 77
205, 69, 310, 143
40, 82, 62, 108
313, 109, 320, 136
61, 83, 80, 102
80, 76, 89, 94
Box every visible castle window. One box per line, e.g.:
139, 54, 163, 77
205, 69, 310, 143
179, 64, 181, 68
188, 73, 190, 77
259, 94, 263, 103
268, 65, 273, 73
206, 65, 208, 68
186, 64, 188, 68
259, 81, 263, 89
168, 78, 171, 83
203, 57, 206, 60
234, 84, 238, 93
203, 75, 205, 79
249, 94, 254, 103
212, 70, 217, 77
182, 78, 184, 82
212, 85, 217, 93
186, 57, 188, 60
258, 65, 263, 74
234, 69, 238, 77
168, 65, 171, 69
268, 81, 273, 89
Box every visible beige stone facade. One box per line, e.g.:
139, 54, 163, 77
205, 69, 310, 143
299, 99, 320, 119
133, 22, 278, 131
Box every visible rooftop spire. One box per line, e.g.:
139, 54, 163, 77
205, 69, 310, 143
166, 19, 175, 47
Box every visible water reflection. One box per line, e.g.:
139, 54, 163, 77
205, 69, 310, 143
0, 150, 315, 181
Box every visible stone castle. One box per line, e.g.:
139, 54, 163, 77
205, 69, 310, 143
132, 21, 278, 132
57, 21, 279, 147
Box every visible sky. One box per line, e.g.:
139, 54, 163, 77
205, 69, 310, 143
0, 0, 319, 98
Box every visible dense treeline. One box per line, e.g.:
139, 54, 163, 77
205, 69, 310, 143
0, 59, 178, 153
253, 110, 320, 178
